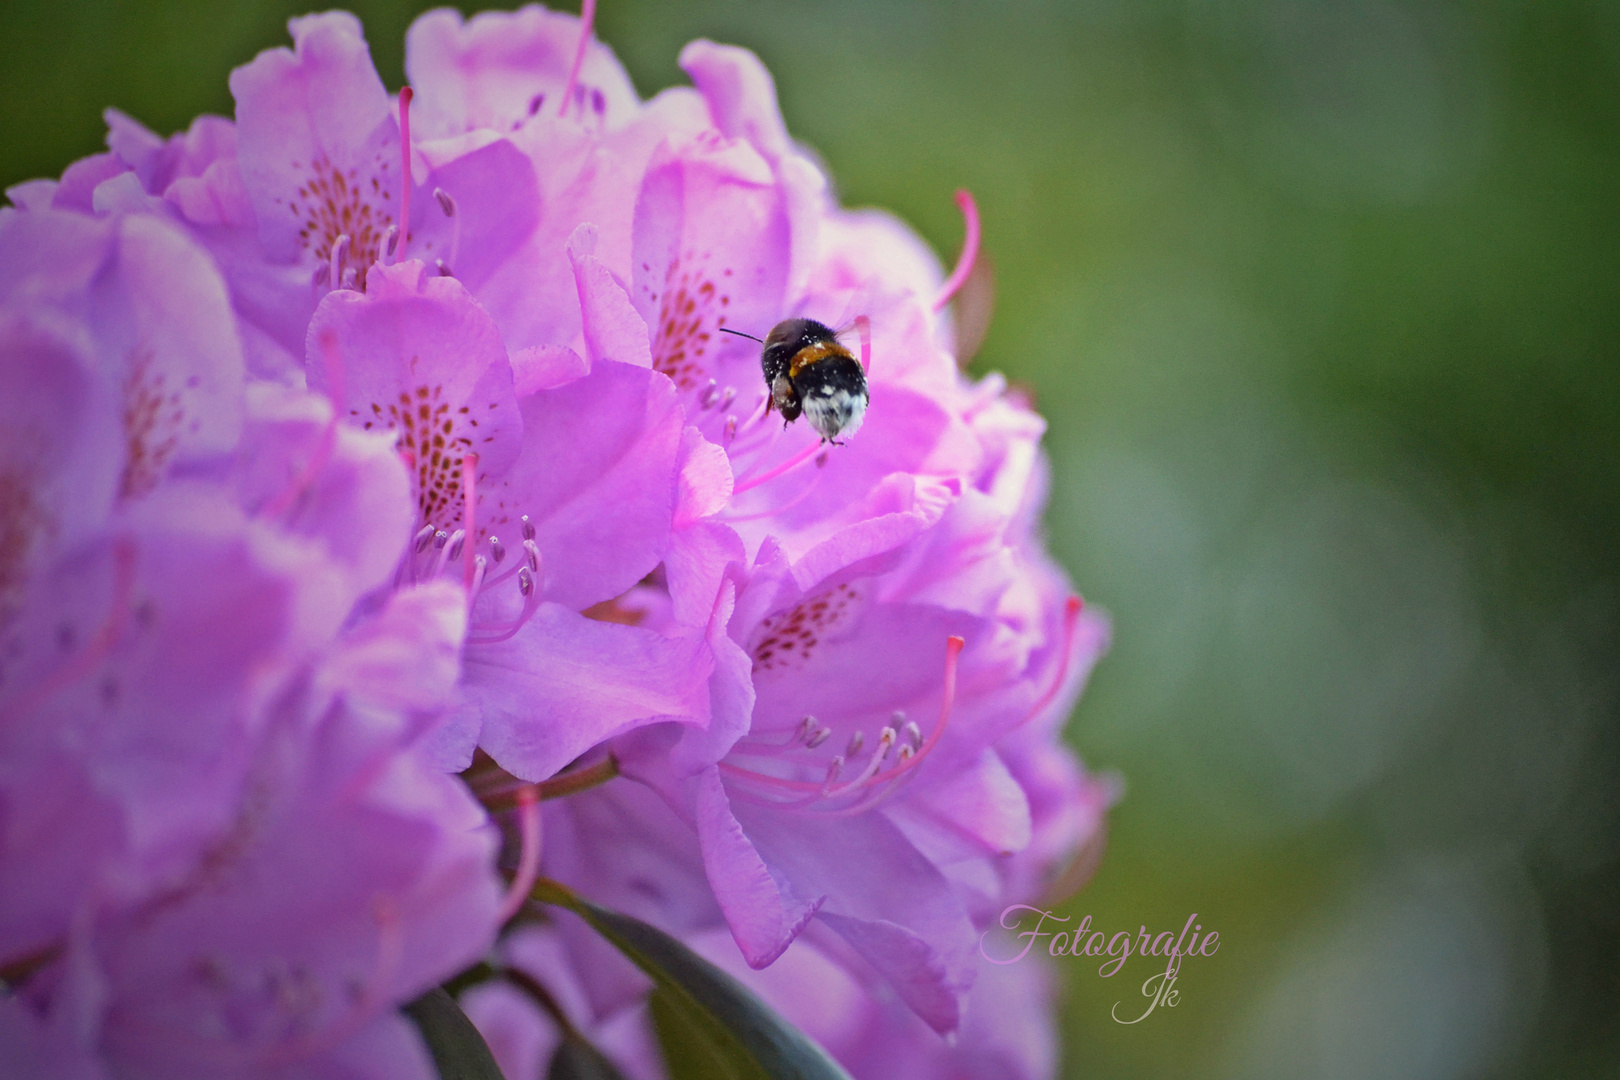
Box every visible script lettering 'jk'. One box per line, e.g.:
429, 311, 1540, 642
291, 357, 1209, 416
1111, 971, 1180, 1025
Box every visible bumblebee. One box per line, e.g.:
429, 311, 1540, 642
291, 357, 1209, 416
723, 318, 869, 443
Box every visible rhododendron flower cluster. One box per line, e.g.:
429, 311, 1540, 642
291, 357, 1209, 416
0, 6, 1116, 1079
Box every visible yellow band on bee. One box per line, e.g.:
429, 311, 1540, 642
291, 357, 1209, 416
788, 340, 851, 377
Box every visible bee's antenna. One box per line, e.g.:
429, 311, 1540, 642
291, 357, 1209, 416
718, 327, 765, 344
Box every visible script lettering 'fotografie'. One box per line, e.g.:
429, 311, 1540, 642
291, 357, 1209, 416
979, 906, 1220, 1023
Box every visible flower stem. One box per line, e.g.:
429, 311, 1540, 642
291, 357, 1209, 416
473, 754, 620, 813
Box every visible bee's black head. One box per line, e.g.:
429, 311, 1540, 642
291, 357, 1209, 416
764, 318, 839, 352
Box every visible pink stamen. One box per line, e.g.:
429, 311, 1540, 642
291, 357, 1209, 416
396, 87, 414, 261
1018, 596, 1083, 728
933, 189, 980, 312
465, 561, 542, 644
461, 453, 479, 591
463, 592, 540, 645
329, 234, 349, 293
720, 468, 825, 522
495, 787, 543, 925
260, 329, 346, 519
730, 439, 822, 497
559, 0, 597, 118
854, 314, 872, 371
716, 635, 965, 808
431, 529, 465, 580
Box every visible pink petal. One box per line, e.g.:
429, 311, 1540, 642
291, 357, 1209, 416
466, 604, 713, 781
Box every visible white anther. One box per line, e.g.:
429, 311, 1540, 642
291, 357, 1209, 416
796, 716, 817, 740
877, 727, 897, 759
822, 755, 846, 792
521, 515, 536, 541
700, 380, 720, 409
446, 529, 466, 561
339, 268, 358, 290
330, 234, 350, 291
488, 536, 505, 564
383, 224, 399, 259
845, 730, 865, 757
806, 727, 832, 750
523, 539, 541, 573
723, 415, 738, 446
897, 744, 915, 762
435, 259, 453, 277
413, 524, 437, 552
518, 566, 535, 597
890, 710, 907, 727
434, 187, 456, 217
718, 386, 737, 411
433, 530, 450, 550
904, 721, 922, 749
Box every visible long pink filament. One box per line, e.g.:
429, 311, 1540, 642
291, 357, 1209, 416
461, 452, 479, 591
495, 787, 543, 924
559, 0, 597, 118
730, 439, 822, 497
933, 189, 980, 311
396, 87, 414, 261
1018, 596, 1083, 728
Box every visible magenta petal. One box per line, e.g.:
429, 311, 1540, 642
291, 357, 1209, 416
677, 41, 792, 161
5, 179, 57, 211
0, 312, 119, 600
511, 343, 588, 394
309, 259, 523, 525
696, 768, 821, 968
664, 519, 745, 629
232, 383, 414, 597
309, 1012, 439, 1080
51, 153, 127, 212
2, 514, 299, 884
630, 133, 790, 396
459, 981, 558, 1080
114, 214, 248, 468
674, 426, 733, 527
466, 604, 713, 781
486, 359, 682, 611
0, 749, 121, 963
888, 749, 1034, 863
730, 803, 976, 1033
0, 998, 106, 1080
322, 580, 468, 717
91, 700, 499, 1078
666, 578, 754, 775
405, 6, 640, 139
231, 12, 399, 272
412, 135, 540, 290
568, 223, 652, 369
164, 156, 255, 228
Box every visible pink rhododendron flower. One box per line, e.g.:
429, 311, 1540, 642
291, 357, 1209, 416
0, 208, 502, 1077
3, 5, 1116, 1078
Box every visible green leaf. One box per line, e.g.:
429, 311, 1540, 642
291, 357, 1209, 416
404, 986, 508, 1080
547, 1034, 633, 1080
532, 880, 854, 1080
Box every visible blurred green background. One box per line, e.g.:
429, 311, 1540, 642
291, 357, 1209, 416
5, 1, 1616, 1077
